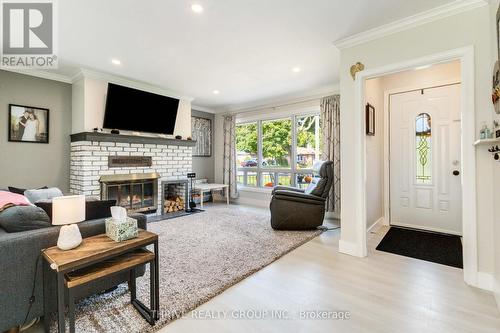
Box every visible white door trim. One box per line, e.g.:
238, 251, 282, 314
354, 46, 478, 287
383, 80, 462, 231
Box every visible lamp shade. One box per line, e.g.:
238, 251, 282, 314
52, 195, 86, 226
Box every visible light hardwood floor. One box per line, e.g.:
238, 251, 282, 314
158, 206, 500, 333
27, 205, 500, 333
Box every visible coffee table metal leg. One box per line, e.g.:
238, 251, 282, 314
200, 190, 204, 208
150, 261, 155, 318
57, 272, 65, 333
154, 241, 160, 320
130, 269, 136, 302
226, 187, 229, 205
68, 288, 75, 333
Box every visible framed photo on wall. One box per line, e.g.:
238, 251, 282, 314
366, 103, 375, 136
8, 104, 50, 143
191, 116, 212, 157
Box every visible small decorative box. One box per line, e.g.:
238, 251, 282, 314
105, 217, 138, 242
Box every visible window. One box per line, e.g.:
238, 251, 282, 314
415, 113, 432, 184
236, 123, 258, 186
236, 122, 258, 167
262, 118, 292, 168
296, 115, 321, 169
236, 112, 322, 188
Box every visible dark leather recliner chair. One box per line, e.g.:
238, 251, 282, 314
270, 161, 334, 230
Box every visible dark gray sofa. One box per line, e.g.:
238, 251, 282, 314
0, 213, 147, 331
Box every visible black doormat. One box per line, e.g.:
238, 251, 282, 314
376, 227, 463, 268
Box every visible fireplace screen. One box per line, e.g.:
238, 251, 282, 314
100, 173, 159, 214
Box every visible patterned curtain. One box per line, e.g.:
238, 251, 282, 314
320, 95, 341, 213
223, 115, 239, 199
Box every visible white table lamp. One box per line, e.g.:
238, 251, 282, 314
52, 195, 86, 250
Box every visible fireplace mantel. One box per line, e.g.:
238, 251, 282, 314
71, 132, 197, 146
99, 172, 160, 184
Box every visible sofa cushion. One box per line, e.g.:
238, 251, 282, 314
305, 161, 333, 198
36, 199, 116, 221
8, 186, 48, 195
0, 205, 51, 233
0, 191, 31, 212
304, 177, 319, 195
85, 200, 116, 220
24, 187, 63, 203
309, 178, 328, 197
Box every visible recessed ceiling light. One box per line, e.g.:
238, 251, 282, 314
213, 90, 220, 95
292, 67, 301, 73
111, 59, 121, 65
191, 4, 204, 13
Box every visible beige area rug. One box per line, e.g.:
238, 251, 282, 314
53, 205, 322, 332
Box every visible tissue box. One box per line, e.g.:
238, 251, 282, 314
105, 217, 138, 242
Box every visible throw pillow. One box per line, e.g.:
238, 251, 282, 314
36, 199, 117, 221
304, 177, 319, 195
85, 200, 117, 220
309, 178, 327, 197
34, 200, 53, 220
0, 191, 31, 212
24, 187, 63, 204
8, 186, 48, 195
0, 205, 51, 233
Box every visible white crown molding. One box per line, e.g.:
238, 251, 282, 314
73, 68, 194, 101
218, 83, 339, 114
0, 68, 73, 83
1, 66, 195, 101
191, 104, 217, 113
333, 0, 489, 50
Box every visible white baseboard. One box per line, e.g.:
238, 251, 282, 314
494, 279, 500, 313
472, 272, 494, 292
325, 211, 340, 219
367, 217, 384, 233
234, 196, 269, 208
339, 239, 365, 257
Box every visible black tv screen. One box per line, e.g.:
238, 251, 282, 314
103, 83, 180, 134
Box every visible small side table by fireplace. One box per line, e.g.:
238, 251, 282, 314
194, 183, 230, 208
42, 230, 160, 333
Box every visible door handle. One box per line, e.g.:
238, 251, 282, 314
453, 170, 460, 176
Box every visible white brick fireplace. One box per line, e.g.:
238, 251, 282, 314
70, 132, 195, 214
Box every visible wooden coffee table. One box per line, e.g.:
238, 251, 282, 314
42, 230, 159, 333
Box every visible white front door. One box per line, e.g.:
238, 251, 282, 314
389, 84, 462, 235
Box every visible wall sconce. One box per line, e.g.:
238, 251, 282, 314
350, 62, 365, 80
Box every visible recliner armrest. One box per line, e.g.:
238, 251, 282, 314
272, 186, 305, 195
273, 190, 326, 205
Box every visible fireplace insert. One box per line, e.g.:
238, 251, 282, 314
100, 173, 159, 214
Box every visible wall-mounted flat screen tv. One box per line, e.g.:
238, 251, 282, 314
103, 83, 180, 134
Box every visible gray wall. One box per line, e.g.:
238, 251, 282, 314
0, 70, 72, 192
191, 110, 215, 182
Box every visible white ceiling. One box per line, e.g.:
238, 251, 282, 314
53, 0, 456, 110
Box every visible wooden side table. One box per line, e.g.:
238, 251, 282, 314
42, 230, 160, 333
